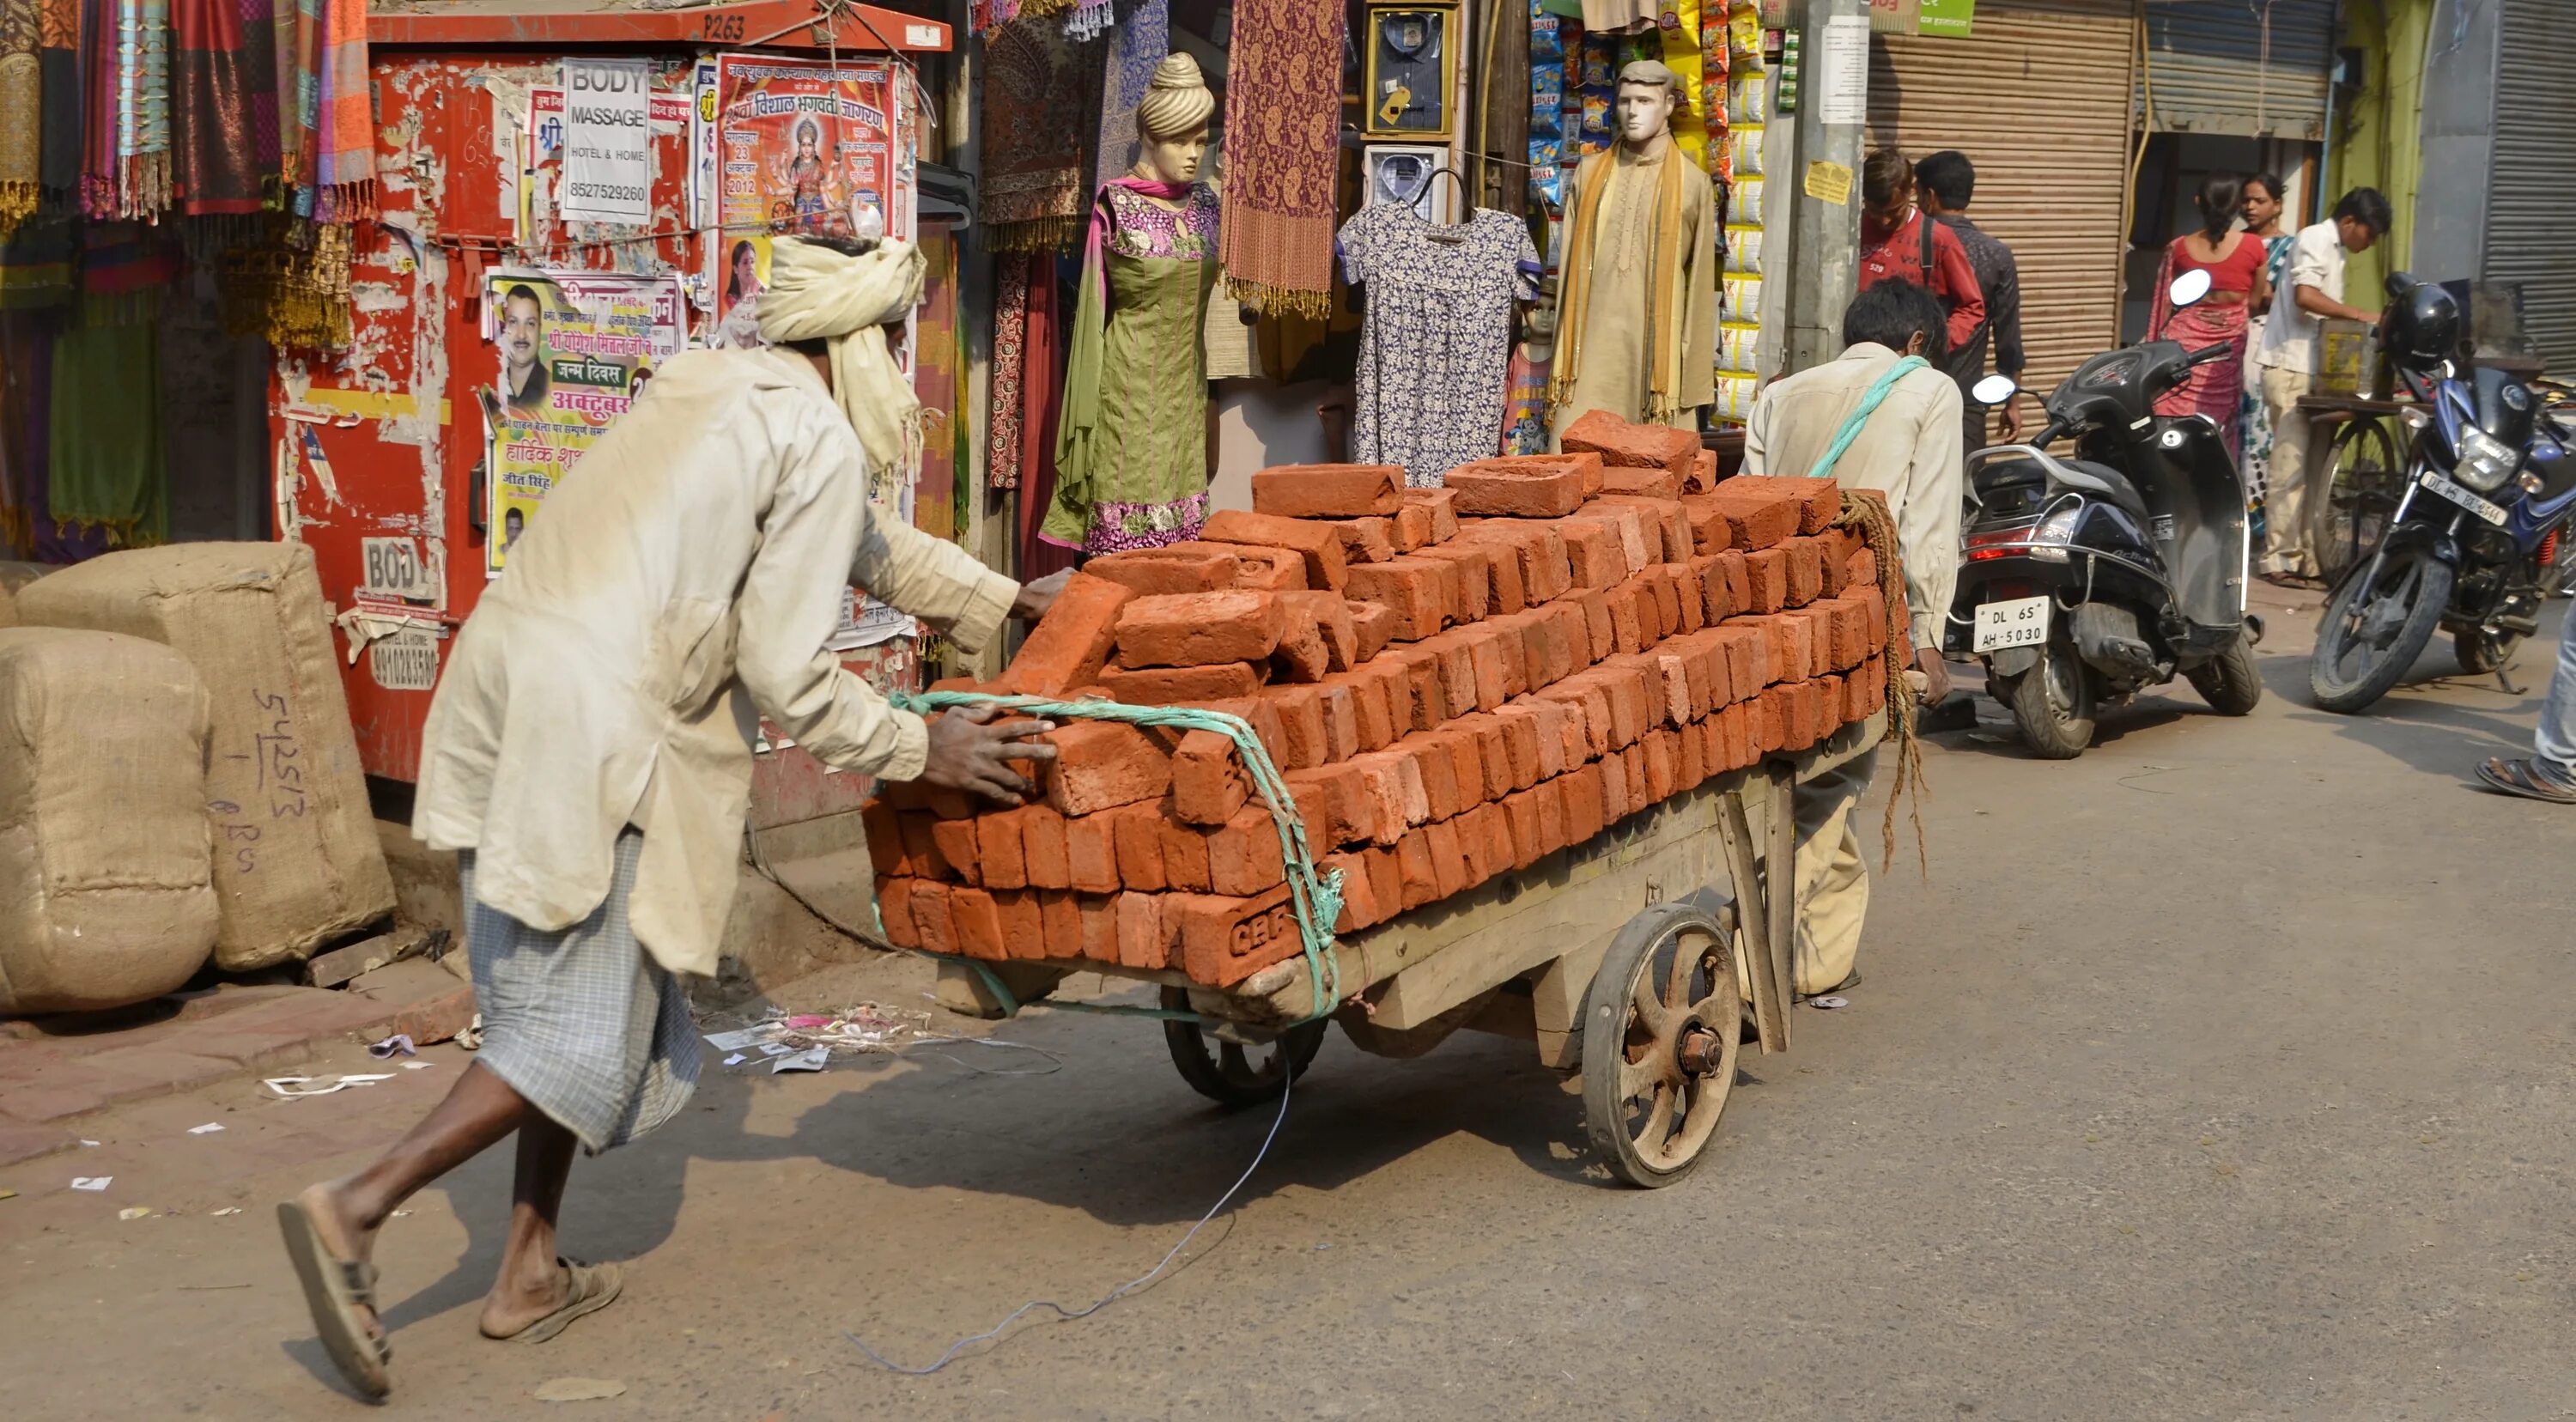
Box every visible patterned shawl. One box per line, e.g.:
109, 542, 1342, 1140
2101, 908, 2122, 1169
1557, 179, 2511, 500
173, 0, 274, 214
292, 0, 368, 221
980, 18, 1089, 253
112, 0, 172, 217
0, 0, 36, 231
1217, 0, 1343, 318
986, 253, 1031, 489
1088, 0, 1165, 199
37, 0, 79, 198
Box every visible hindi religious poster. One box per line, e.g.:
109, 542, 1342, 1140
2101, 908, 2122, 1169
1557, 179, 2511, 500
481, 269, 688, 575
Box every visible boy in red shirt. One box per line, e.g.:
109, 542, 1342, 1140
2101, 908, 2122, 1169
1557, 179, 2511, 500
1858, 149, 1986, 356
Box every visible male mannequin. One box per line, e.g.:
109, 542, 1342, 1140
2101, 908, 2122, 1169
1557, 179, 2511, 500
1547, 60, 1717, 444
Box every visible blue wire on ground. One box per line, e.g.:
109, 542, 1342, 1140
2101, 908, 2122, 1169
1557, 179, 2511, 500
843, 1065, 1296, 1375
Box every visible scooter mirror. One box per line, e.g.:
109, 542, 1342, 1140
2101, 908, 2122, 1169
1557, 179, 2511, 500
2166, 268, 2213, 309
1969, 374, 2019, 406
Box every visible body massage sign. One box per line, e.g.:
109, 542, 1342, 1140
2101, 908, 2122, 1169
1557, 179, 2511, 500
482, 270, 687, 574
559, 58, 652, 224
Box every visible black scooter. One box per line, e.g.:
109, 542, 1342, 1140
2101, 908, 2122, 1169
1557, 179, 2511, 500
1941, 270, 2264, 758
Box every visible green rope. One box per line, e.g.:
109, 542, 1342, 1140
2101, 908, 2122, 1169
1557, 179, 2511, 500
1806, 354, 1930, 482
889, 690, 1346, 1024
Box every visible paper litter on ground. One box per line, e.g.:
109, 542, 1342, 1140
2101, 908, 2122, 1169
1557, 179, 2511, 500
188, 1122, 225, 1134
210, 1207, 242, 1216
704, 1004, 936, 1070
368, 1033, 418, 1059
770, 1046, 829, 1073
723, 1053, 746, 1066
118, 1206, 153, 1219
403, 1061, 434, 1070
70, 1177, 111, 1191
264, 1073, 398, 1098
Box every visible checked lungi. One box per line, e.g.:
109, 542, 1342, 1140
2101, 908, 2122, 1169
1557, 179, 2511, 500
460, 828, 701, 1152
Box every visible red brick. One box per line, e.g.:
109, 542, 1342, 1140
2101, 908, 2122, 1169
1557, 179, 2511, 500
1534, 677, 1609, 759
1347, 750, 1424, 843
1315, 671, 1385, 752
1114, 892, 1171, 969
1207, 806, 1288, 896
1499, 789, 1546, 871
1269, 609, 1332, 683
1392, 501, 1435, 551
1742, 549, 1789, 614
1499, 701, 1564, 781
1856, 583, 1890, 654
1400, 732, 1463, 820
948, 888, 1008, 960
1689, 447, 1719, 494
877, 876, 920, 946
862, 800, 908, 878
1261, 684, 1328, 770
1202, 508, 1352, 590
1326, 852, 1383, 933
1679, 495, 1734, 555
1465, 715, 1515, 800
1569, 503, 1652, 578
1115, 590, 1287, 668
1424, 818, 1471, 897
1645, 569, 1683, 640
1084, 546, 1242, 596
1460, 803, 1511, 885
1848, 546, 1879, 595
1394, 830, 1440, 908
1418, 633, 1480, 717
1173, 887, 1304, 987
1364, 844, 1404, 919
972, 811, 1025, 890
1713, 549, 1750, 618
891, 811, 947, 880
1019, 805, 1071, 889
1601, 466, 1680, 499
1625, 744, 1651, 813
1343, 556, 1450, 640
1284, 763, 1368, 848
1671, 564, 1707, 634
1102, 803, 1167, 891
1400, 485, 1461, 541
1494, 707, 1544, 789
1539, 603, 1587, 684
1643, 729, 1677, 803
988, 890, 1044, 960
1725, 474, 1842, 534
909, 882, 960, 955
1596, 744, 1631, 820
1316, 682, 1361, 762
1158, 817, 1213, 892
1077, 896, 1120, 963
1798, 604, 1839, 677
1036, 896, 1087, 963
1710, 484, 1801, 550
1598, 495, 1696, 563
1653, 653, 1693, 728
1167, 729, 1249, 825
1559, 410, 1699, 477
1278, 591, 1358, 672
1250, 462, 1403, 518
1445, 456, 1589, 516
1676, 717, 1705, 787
1327, 517, 1400, 566
930, 818, 983, 885
1038, 720, 1172, 817
1815, 536, 1851, 597
1557, 517, 1627, 591
1377, 647, 1447, 732
1779, 536, 1826, 607
1350, 599, 1398, 661
1064, 811, 1121, 893
1097, 661, 1265, 706
1562, 763, 1606, 844
1416, 543, 1503, 621
999, 572, 1135, 696
1605, 583, 1643, 655
1580, 587, 1622, 671
1229, 544, 1312, 592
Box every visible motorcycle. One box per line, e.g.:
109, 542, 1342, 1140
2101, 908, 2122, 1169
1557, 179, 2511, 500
2307, 273, 2576, 713
1940, 269, 2264, 759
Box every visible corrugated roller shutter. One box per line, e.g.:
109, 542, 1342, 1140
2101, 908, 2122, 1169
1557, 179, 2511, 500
1870, 0, 2137, 396
2140, 0, 2336, 140
2488, 0, 2576, 374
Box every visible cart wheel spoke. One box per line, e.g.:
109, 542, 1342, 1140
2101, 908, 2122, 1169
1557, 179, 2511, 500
1583, 908, 1742, 1188
1630, 972, 1673, 1036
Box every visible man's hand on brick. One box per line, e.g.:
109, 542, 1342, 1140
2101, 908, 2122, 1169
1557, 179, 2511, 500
1011, 569, 1073, 624
920, 702, 1058, 805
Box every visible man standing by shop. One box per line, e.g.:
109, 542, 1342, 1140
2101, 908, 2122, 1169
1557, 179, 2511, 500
2254, 187, 2391, 584
275, 234, 1071, 1401
1741, 279, 1961, 1000
1916, 149, 2025, 453
1859, 149, 1986, 359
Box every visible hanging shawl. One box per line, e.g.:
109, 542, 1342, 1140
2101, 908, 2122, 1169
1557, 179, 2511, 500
50, 230, 171, 544
986, 253, 1031, 490
172, 0, 271, 215
1062, 0, 1109, 41
1, 0, 37, 232
979, 19, 1088, 253
77, 0, 111, 215
1088, 0, 1165, 198
1216, 0, 1343, 318
292, 0, 368, 221
267, 0, 290, 189
1550, 146, 1691, 422
110, 0, 173, 217
36, 0, 77, 203
219, 213, 349, 345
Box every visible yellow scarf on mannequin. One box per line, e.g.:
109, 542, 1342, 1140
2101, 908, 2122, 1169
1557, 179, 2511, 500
1551, 144, 1690, 422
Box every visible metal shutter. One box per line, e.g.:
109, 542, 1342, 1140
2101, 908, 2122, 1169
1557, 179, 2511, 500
2487, 0, 2576, 374
1869, 0, 2139, 394
2139, 0, 2336, 140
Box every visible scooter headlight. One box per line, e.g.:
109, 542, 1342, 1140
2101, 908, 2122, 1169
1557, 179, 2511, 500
2455, 426, 2518, 492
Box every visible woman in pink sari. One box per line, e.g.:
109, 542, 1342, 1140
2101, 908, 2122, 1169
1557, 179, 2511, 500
2150, 175, 2273, 464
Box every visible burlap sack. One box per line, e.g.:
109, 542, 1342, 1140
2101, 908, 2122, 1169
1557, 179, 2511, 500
16, 543, 394, 968
0, 628, 221, 1013
0, 560, 43, 629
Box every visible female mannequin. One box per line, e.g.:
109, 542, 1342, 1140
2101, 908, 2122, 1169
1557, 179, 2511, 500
1044, 54, 1221, 554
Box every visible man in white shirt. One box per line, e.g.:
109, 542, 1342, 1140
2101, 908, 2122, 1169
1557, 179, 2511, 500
276, 235, 1069, 1401
1743, 279, 1962, 997
2255, 188, 2392, 582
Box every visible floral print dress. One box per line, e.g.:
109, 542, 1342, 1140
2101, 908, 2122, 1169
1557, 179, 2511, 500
1340, 204, 1542, 486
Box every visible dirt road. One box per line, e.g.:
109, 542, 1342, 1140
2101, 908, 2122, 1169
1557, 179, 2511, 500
7, 589, 2573, 1419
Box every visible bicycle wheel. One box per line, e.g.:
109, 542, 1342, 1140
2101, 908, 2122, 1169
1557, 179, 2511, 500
2312, 417, 2404, 584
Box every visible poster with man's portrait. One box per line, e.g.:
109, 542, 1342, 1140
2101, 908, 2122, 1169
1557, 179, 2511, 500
480, 269, 687, 575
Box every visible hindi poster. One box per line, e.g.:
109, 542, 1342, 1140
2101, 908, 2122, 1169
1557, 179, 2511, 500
480, 270, 688, 575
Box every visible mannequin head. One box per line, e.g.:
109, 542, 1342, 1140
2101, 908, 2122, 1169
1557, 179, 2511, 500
1133, 54, 1216, 185
1614, 60, 1684, 156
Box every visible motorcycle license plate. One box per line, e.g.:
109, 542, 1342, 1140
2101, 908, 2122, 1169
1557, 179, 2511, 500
2420, 469, 2509, 526
1973, 595, 2051, 653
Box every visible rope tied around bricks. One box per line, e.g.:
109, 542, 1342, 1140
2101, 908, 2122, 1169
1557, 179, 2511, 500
1832, 490, 1929, 877
890, 690, 1349, 1024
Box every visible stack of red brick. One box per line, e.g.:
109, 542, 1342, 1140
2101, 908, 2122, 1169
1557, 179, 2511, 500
867, 410, 1901, 992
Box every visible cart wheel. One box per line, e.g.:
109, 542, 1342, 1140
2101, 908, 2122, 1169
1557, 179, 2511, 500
1160, 986, 1325, 1109
1579, 903, 1740, 1188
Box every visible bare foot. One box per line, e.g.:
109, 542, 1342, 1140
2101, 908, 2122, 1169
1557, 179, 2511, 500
478, 1259, 571, 1339
293, 1180, 386, 1349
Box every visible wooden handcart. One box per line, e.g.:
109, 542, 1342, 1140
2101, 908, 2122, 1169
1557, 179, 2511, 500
933, 711, 1885, 1188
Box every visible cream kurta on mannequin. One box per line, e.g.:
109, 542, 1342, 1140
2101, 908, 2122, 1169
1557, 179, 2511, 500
1548, 61, 1717, 445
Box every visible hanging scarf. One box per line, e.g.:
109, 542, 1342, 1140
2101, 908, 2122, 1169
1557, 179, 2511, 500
757, 236, 929, 499
111, 0, 172, 217
51, 246, 167, 545
173, 0, 268, 215
1015, 253, 1078, 580
0, 211, 72, 308
1217, 0, 1342, 319
1051, 176, 1182, 514
1089, 0, 1167, 199
35, 0, 76, 201
986, 253, 1031, 490
266, 0, 289, 189
0, 0, 37, 233
980, 19, 1088, 253
219, 213, 349, 345
292, 0, 368, 221
1551, 144, 1688, 420
77, 0, 112, 215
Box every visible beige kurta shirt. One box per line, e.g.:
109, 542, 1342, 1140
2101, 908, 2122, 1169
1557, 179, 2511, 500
1548, 145, 1717, 445
414, 346, 1017, 978
1741, 342, 1962, 651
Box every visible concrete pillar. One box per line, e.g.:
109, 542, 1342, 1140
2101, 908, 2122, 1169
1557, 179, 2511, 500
1782, 0, 1868, 374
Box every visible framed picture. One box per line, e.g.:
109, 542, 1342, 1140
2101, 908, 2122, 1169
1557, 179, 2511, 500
1363, 3, 1458, 140
1363, 143, 1456, 223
